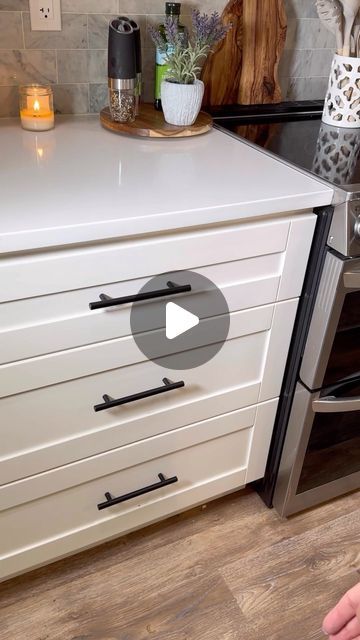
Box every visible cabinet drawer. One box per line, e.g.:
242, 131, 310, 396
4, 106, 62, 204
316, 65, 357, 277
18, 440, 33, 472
0, 218, 291, 302
0, 399, 277, 581
0, 305, 273, 483
0, 255, 281, 364
0, 214, 315, 364
0, 300, 297, 484
0, 303, 273, 399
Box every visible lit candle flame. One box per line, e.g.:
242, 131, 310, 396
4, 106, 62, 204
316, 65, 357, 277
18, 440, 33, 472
33, 99, 40, 112
37, 148, 44, 158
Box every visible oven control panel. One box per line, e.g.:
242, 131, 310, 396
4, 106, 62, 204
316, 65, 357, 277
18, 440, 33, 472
350, 202, 360, 252
328, 201, 360, 257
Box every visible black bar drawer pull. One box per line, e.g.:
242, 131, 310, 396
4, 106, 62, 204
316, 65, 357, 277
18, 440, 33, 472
97, 473, 178, 510
94, 377, 185, 412
89, 280, 191, 310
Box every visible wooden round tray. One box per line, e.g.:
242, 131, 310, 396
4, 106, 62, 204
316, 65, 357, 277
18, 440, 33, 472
100, 104, 213, 138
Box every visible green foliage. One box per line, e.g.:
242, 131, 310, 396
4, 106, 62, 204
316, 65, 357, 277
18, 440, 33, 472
166, 42, 210, 84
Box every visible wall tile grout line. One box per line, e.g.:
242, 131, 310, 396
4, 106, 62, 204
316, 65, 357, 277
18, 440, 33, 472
20, 10, 25, 50
280, 75, 330, 79
46, 48, 107, 51
55, 49, 59, 85
0, 82, 96, 88
86, 13, 89, 50
86, 13, 90, 113
287, 48, 336, 51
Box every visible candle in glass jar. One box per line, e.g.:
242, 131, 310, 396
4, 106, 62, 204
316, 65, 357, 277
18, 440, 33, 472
19, 84, 54, 131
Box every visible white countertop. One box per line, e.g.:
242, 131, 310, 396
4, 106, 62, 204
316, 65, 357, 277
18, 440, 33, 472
0, 115, 333, 254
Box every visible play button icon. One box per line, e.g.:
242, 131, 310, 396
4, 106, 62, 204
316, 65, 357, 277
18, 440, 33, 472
166, 302, 199, 340
130, 270, 230, 370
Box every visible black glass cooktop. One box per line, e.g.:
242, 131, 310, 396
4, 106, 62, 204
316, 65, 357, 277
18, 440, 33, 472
210, 101, 360, 189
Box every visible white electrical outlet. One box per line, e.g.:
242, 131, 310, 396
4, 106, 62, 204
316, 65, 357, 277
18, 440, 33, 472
29, 0, 62, 31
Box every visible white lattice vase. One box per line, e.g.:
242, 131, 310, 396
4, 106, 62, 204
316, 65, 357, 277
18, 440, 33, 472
323, 54, 360, 128
312, 122, 360, 183
161, 79, 204, 126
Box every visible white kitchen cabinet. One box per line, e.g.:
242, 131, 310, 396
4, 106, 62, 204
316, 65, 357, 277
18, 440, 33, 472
0, 212, 315, 580
0, 115, 332, 581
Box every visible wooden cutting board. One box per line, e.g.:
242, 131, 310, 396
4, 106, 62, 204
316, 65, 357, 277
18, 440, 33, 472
202, 0, 287, 106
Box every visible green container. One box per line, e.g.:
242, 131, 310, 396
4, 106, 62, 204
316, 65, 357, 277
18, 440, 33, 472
154, 2, 185, 111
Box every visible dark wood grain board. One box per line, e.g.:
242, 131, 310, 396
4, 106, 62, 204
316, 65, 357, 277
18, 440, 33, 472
202, 0, 243, 106
100, 104, 213, 138
202, 0, 287, 106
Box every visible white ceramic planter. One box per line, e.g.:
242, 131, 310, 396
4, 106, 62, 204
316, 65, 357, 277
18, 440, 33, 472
323, 53, 360, 128
161, 79, 204, 126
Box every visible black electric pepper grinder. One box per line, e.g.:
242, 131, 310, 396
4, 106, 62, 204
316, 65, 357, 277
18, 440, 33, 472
118, 16, 142, 114
108, 17, 137, 122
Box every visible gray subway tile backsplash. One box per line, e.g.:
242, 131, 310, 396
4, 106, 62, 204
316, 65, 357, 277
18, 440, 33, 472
0, 49, 57, 85
57, 50, 89, 84
285, 76, 330, 100
119, 0, 165, 13
23, 12, 88, 49
285, 18, 335, 51
0, 0, 337, 116
284, 0, 317, 19
87, 50, 107, 84
0, 85, 19, 116
89, 83, 108, 113
279, 48, 333, 79
88, 14, 116, 49
62, 0, 118, 12
0, 0, 27, 10
0, 12, 23, 49
53, 83, 89, 114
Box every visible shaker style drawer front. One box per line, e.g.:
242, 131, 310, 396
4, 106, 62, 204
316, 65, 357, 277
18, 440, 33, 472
0, 299, 297, 485
0, 305, 273, 484
0, 400, 277, 581
0, 218, 290, 303
0, 304, 273, 399
0, 254, 282, 365
0, 214, 315, 365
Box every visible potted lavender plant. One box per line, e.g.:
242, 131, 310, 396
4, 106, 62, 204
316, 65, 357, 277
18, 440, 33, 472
149, 10, 230, 126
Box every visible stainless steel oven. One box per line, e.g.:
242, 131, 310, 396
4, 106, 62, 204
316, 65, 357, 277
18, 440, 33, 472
212, 100, 360, 515
273, 249, 360, 515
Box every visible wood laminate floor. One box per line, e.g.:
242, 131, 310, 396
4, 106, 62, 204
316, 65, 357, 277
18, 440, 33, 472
1, 488, 359, 640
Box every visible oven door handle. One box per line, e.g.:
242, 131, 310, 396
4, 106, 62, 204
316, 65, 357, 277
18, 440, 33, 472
312, 395, 360, 413
343, 269, 360, 289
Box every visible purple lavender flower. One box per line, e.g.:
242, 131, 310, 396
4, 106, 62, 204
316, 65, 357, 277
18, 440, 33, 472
148, 23, 166, 51
191, 9, 208, 44
191, 9, 230, 48
164, 16, 178, 47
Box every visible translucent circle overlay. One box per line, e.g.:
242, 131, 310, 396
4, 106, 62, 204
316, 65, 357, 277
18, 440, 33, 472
130, 270, 230, 370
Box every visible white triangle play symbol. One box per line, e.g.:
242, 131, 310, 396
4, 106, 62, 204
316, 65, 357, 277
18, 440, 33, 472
166, 302, 199, 340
